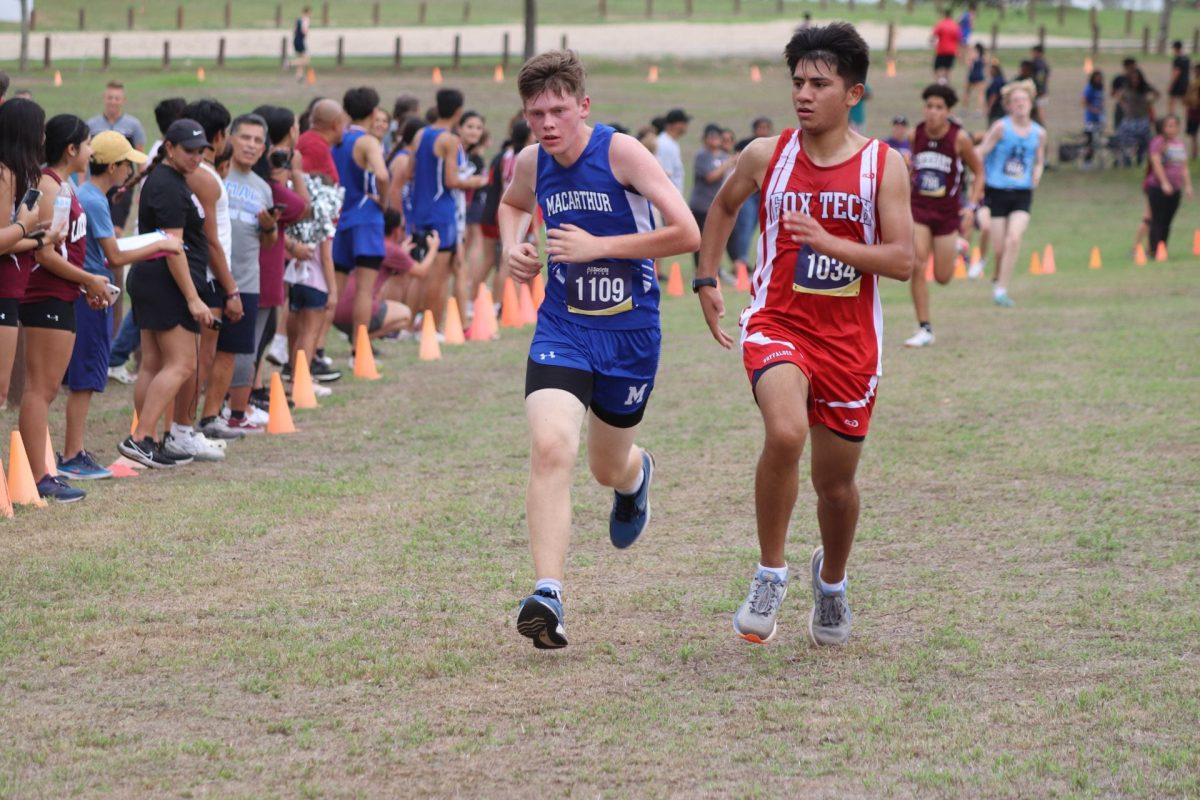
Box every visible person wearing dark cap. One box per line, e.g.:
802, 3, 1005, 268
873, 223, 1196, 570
656, 108, 690, 194
118, 118, 216, 469
885, 115, 912, 166
689, 123, 735, 273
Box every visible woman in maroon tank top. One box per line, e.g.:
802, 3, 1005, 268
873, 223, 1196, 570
904, 84, 984, 348
0, 98, 53, 406
18, 115, 110, 501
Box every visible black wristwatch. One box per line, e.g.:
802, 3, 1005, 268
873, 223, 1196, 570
692, 277, 718, 293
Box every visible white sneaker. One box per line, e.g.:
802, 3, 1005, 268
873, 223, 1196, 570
312, 383, 332, 398
200, 415, 246, 440
967, 259, 985, 280
904, 328, 935, 348
163, 430, 225, 462
107, 364, 137, 385
266, 334, 289, 367
186, 430, 226, 461
193, 430, 227, 451
245, 406, 270, 427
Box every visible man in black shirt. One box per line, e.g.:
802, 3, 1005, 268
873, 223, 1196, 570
1168, 41, 1191, 116
1111, 58, 1138, 130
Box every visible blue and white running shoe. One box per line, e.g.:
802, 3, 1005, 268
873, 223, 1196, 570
516, 589, 568, 649
57, 450, 113, 480
36, 474, 86, 503
609, 449, 654, 549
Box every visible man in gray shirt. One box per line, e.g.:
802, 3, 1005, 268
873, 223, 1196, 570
200, 114, 277, 438
86, 81, 147, 150
689, 123, 734, 269
655, 108, 689, 195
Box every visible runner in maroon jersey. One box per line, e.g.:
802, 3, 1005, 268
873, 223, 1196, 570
695, 22, 914, 648
905, 84, 983, 348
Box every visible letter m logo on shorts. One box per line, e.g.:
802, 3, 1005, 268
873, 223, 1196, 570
624, 383, 648, 406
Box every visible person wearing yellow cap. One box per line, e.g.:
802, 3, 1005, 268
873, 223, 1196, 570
57, 130, 183, 481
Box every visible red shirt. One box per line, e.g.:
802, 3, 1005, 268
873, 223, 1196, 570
933, 19, 961, 56
744, 130, 888, 377
258, 181, 307, 308
296, 129, 338, 183
25, 168, 87, 303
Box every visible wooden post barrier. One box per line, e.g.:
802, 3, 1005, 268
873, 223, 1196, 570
646, 0, 653, 18
453, 33, 461, 68
280, 35, 288, 66
372, 2, 380, 25
463, 1, 471, 22
502, 31, 510, 67
42, 36, 50, 68
275, 4, 283, 27
218, 37, 226, 67
337, 36, 345, 66
1142, 26, 1150, 54
991, 22, 999, 53
103, 36, 111, 69
1125, 9, 1133, 35
28, 9, 35, 30
176, 5, 184, 29
321, 2, 329, 26
78, 8, 85, 30
394, 36, 402, 66
163, 40, 170, 68
419, 2, 427, 24
560, 33, 568, 49
224, 2, 232, 28
599, 0, 607, 19
1037, 25, 1045, 49
1091, 24, 1099, 55
127, 5, 134, 30
886, 22, 896, 58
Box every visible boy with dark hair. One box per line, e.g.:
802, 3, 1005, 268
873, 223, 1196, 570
1168, 40, 1191, 116
499, 49, 700, 649
332, 87, 390, 355
904, 83, 983, 348
402, 87, 487, 331
696, 22, 914, 647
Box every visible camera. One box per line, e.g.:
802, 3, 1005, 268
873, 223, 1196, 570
268, 149, 293, 170
411, 229, 434, 262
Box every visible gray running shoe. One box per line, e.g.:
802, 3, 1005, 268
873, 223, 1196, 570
732, 568, 788, 644
807, 546, 852, 646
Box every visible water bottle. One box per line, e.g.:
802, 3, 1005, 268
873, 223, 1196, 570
51, 181, 72, 236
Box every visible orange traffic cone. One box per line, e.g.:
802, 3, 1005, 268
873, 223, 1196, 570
666, 262, 684, 297
500, 278, 522, 328
53, 71, 62, 87
432, 66, 443, 84
266, 372, 296, 434
1041, 244, 1056, 274
886, 59, 897, 78
197, 67, 206, 82
444, 298, 466, 345
971, 245, 981, 264
7, 431, 45, 508
954, 255, 967, 279
493, 64, 504, 82
306, 67, 316, 85
0, 455, 12, 518
1192, 229, 1200, 256
532, 272, 546, 308
353, 324, 381, 379
925, 254, 934, 281
469, 287, 496, 341
647, 65, 659, 83
43, 428, 56, 478
291, 350, 319, 409
418, 311, 442, 361
1029, 251, 1042, 275
750, 65, 762, 82
518, 283, 538, 326
1134, 242, 1147, 266
1155, 241, 1168, 262
735, 261, 750, 292
1089, 246, 1102, 269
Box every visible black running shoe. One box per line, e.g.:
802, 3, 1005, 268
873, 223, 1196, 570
310, 360, 342, 383
117, 436, 180, 469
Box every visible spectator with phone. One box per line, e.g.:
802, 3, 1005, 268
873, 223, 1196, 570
119, 119, 216, 469
60, 131, 173, 481
18, 116, 111, 502
0, 98, 50, 407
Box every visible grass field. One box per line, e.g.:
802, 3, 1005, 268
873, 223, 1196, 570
2, 50, 1199, 797
6, 0, 1200, 42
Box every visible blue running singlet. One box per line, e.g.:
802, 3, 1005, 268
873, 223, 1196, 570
536, 124, 659, 331
984, 117, 1044, 190
331, 127, 383, 229
408, 126, 461, 247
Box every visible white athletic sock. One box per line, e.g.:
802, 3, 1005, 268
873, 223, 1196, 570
534, 578, 562, 597
272, 333, 287, 347
993, 285, 1007, 299
818, 573, 846, 595
617, 465, 645, 497
758, 563, 788, 583
170, 423, 193, 438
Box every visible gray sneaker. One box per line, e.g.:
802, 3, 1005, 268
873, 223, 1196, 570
732, 568, 788, 644
807, 546, 852, 646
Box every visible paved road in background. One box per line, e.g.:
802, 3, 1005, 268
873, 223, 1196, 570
0, 19, 1130, 62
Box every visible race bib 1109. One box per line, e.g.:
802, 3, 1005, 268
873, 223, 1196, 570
566, 263, 634, 315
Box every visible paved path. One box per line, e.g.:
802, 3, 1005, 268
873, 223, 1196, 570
0, 19, 1132, 62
